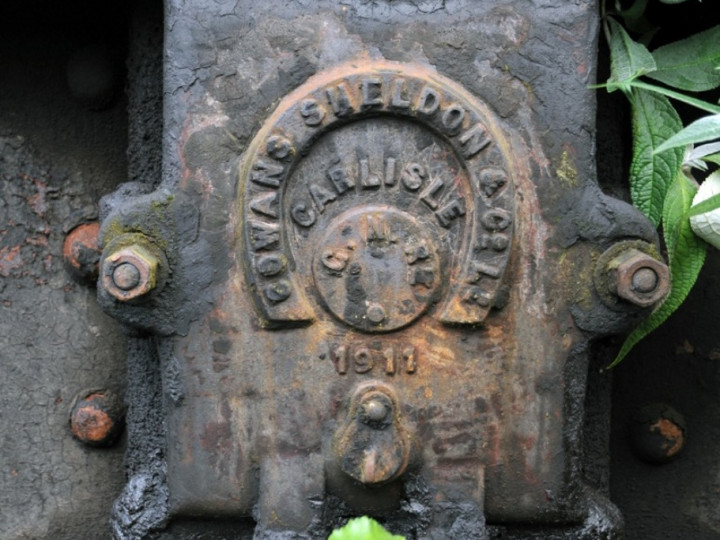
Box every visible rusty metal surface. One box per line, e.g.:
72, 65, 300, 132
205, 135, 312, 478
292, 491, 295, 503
593, 242, 670, 309
69, 390, 125, 447
95, 1, 665, 538
240, 62, 515, 328
159, 57, 553, 530
613, 249, 669, 307
63, 221, 101, 283
627, 403, 686, 465
4, 2, 720, 539
333, 381, 412, 485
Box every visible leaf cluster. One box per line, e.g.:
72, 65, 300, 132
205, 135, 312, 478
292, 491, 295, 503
596, 1, 720, 366
328, 517, 405, 540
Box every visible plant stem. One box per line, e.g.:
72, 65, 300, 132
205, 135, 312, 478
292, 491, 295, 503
631, 81, 720, 114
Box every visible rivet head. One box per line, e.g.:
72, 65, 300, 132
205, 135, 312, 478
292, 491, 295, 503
360, 394, 392, 429
630, 403, 685, 464
66, 44, 118, 110
69, 391, 125, 447
63, 222, 101, 284
363, 399, 389, 422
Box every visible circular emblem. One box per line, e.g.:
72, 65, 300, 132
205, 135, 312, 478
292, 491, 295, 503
313, 206, 440, 332
239, 60, 517, 330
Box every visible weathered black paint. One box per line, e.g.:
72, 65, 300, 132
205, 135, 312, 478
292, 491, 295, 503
0, 3, 130, 538
98, 1, 642, 538
3, 1, 720, 539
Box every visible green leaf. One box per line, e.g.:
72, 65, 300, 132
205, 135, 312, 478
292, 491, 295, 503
328, 517, 405, 540
688, 191, 720, 218
663, 172, 699, 262
609, 172, 706, 367
702, 153, 720, 166
628, 89, 684, 225
607, 18, 657, 93
654, 114, 720, 154
648, 25, 720, 92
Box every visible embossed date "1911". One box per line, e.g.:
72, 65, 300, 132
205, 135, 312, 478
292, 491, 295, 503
330, 343, 417, 375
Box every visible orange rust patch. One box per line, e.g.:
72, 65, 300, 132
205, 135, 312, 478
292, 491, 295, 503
69, 392, 123, 446
71, 405, 115, 443
0, 245, 23, 277
651, 418, 684, 457
63, 222, 100, 270
486, 325, 504, 339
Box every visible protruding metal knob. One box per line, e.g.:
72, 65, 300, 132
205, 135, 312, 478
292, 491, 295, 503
361, 396, 391, 426
332, 382, 411, 486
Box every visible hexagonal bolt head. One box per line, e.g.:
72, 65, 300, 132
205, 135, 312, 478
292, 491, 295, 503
101, 243, 161, 301
613, 249, 670, 307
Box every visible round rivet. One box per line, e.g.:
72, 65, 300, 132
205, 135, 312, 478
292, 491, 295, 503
63, 221, 101, 284
69, 390, 125, 447
364, 399, 389, 422
112, 262, 141, 291
632, 267, 659, 293
366, 303, 386, 324
630, 403, 685, 464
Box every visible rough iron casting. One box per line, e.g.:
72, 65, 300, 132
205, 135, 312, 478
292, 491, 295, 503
94, 2, 671, 538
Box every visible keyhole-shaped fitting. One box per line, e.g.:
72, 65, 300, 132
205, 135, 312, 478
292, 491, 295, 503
332, 381, 412, 486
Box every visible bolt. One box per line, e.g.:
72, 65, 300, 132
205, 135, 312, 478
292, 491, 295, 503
630, 403, 685, 464
631, 267, 658, 293
613, 249, 670, 307
69, 390, 125, 447
63, 222, 101, 284
112, 262, 141, 290
101, 238, 163, 301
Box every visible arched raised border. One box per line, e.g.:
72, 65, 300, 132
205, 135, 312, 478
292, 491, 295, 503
239, 60, 516, 326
